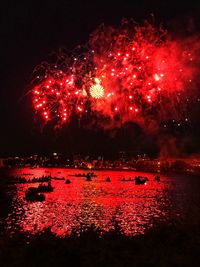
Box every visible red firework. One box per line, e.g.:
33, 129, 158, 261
88, 23, 196, 125
31, 21, 199, 128
32, 72, 87, 123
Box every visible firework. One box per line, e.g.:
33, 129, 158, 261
89, 78, 104, 99
32, 72, 86, 123
31, 21, 200, 128
88, 23, 198, 126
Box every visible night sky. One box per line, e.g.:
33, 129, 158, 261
1, 0, 200, 157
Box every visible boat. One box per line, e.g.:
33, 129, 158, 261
106, 177, 111, 182
37, 182, 53, 192
85, 173, 92, 181
51, 177, 65, 180
26, 182, 53, 194
135, 176, 149, 185
65, 179, 71, 184
25, 191, 45, 202
154, 175, 160, 182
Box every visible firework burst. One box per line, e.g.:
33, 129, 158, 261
31, 20, 200, 128
89, 78, 104, 99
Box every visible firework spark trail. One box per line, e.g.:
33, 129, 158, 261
31, 21, 200, 128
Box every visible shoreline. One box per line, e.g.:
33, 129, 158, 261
1, 166, 200, 177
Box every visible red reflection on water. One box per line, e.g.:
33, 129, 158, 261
6, 168, 172, 236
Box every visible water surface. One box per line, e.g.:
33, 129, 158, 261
3, 167, 199, 236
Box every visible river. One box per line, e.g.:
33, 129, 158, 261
2, 167, 200, 236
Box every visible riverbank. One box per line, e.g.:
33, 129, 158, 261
0, 221, 200, 267
1, 165, 200, 177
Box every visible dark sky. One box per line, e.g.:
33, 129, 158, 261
1, 0, 200, 157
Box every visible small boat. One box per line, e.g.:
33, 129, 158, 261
37, 182, 53, 192
25, 192, 45, 202
51, 177, 65, 180
154, 175, 160, 182
27, 182, 53, 194
106, 177, 111, 182
135, 176, 149, 185
68, 172, 97, 178
65, 179, 71, 184
86, 173, 92, 181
